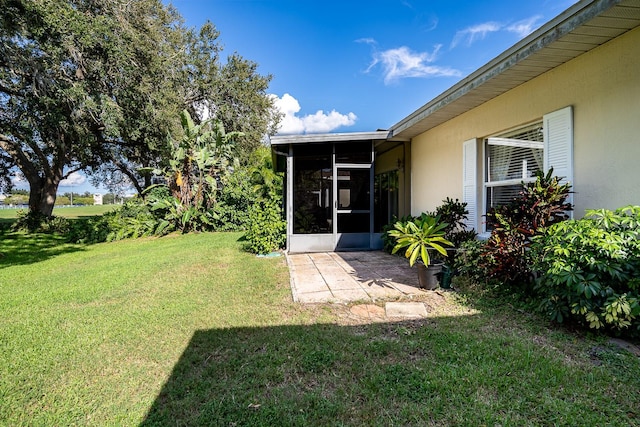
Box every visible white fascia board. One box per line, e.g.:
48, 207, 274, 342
270, 131, 391, 145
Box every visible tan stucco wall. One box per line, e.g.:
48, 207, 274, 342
410, 26, 640, 219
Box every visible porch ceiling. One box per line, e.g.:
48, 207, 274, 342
390, 0, 640, 140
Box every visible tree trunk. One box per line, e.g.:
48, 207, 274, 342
27, 175, 60, 217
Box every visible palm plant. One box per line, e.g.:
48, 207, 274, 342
388, 214, 453, 267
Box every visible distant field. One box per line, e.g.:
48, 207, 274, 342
0, 204, 117, 221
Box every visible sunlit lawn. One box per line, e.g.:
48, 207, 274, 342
0, 204, 117, 222
1, 231, 639, 426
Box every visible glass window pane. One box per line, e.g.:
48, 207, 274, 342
487, 144, 543, 182
486, 185, 522, 210
338, 213, 370, 233
337, 169, 370, 210
335, 141, 372, 164
374, 171, 399, 232
293, 145, 333, 234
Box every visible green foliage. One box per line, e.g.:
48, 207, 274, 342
381, 215, 414, 254
11, 210, 70, 234
146, 110, 239, 234
243, 147, 286, 254
213, 168, 253, 231
1, 0, 279, 214
3, 193, 28, 205
483, 168, 572, 288
382, 199, 476, 267
432, 197, 477, 247
245, 198, 286, 255
454, 239, 495, 285
387, 215, 453, 267
532, 205, 640, 335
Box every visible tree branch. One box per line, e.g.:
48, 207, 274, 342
0, 133, 40, 183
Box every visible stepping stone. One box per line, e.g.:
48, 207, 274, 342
385, 302, 428, 318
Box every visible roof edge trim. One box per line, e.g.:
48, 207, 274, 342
389, 0, 621, 138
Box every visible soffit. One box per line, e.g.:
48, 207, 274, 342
390, 0, 640, 140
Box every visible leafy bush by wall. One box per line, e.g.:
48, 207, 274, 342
483, 168, 572, 289
242, 147, 286, 254
532, 206, 640, 335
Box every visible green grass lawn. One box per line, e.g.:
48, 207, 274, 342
1, 231, 639, 426
0, 204, 117, 222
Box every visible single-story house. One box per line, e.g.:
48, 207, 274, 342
272, 0, 640, 253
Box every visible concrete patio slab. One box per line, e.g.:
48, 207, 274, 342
286, 251, 429, 303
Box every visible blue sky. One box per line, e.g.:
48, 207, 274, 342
13, 0, 579, 195
172, 0, 578, 134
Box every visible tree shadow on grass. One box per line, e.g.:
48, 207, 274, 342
0, 232, 86, 268
139, 320, 451, 426
139, 313, 640, 427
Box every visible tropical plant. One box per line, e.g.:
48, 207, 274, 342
388, 215, 453, 267
532, 205, 640, 335
432, 197, 477, 247
381, 215, 415, 254
152, 110, 239, 233
483, 168, 572, 287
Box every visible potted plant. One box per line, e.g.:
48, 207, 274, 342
388, 214, 453, 290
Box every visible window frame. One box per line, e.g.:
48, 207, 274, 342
483, 125, 544, 229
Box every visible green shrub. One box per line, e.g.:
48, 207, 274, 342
12, 210, 71, 234
242, 147, 286, 254
454, 239, 494, 285
244, 198, 286, 254
532, 205, 640, 335
432, 197, 477, 247
66, 200, 161, 244
213, 168, 253, 231
66, 215, 112, 244
483, 168, 572, 289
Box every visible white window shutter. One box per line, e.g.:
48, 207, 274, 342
462, 139, 477, 231
543, 106, 573, 182
543, 106, 574, 208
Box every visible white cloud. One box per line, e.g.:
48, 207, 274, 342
355, 37, 376, 45
451, 22, 502, 48
451, 15, 544, 48
271, 93, 357, 135
506, 15, 543, 38
365, 44, 461, 85
60, 172, 86, 187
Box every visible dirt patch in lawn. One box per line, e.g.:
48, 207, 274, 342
296, 289, 480, 326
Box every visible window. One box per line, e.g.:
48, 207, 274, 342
485, 122, 543, 212
292, 144, 332, 234
374, 170, 399, 232
462, 106, 573, 233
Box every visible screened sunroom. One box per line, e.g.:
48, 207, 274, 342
271, 132, 410, 253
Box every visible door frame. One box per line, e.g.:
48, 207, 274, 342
333, 162, 374, 250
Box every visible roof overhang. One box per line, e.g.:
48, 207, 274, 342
270, 130, 391, 145
390, 0, 640, 140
